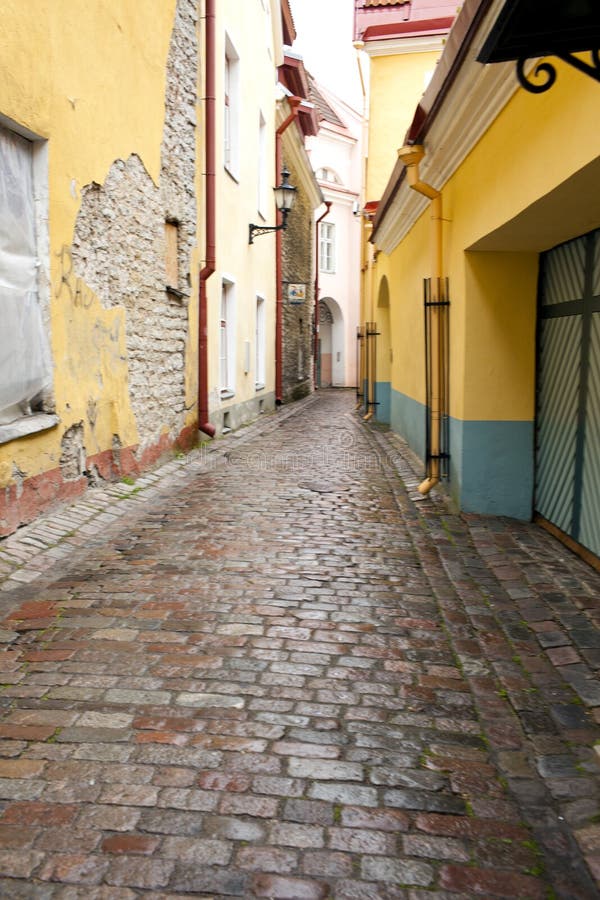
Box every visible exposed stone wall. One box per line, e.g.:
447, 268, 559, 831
281, 154, 315, 403
71, 0, 198, 452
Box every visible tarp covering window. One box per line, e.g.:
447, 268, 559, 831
0, 126, 52, 425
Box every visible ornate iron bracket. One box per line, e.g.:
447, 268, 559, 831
517, 50, 600, 94
248, 222, 285, 244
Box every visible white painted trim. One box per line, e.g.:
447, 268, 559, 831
374, 0, 527, 253
375, 73, 525, 252
364, 34, 447, 57
316, 125, 358, 147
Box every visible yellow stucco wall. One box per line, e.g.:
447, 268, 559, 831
384, 209, 430, 407
0, 0, 180, 488
380, 59, 600, 424
367, 50, 440, 201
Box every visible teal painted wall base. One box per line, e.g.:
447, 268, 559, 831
389, 388, 534, 520
451, 418, 534, 520
374, 382, 391, 424
391, 388, 426, 462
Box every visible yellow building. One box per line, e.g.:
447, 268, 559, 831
368, 0, 600, 563
0, 0, 289, 536
354, 0, 459, 422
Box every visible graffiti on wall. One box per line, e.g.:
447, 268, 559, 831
55, 245, 96, 309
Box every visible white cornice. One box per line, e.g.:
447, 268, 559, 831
317, 124, 358, 146
375, 64, 522, 253
374, 0, 526, 253
320, 185, 360, 207
364, 34, 446, 57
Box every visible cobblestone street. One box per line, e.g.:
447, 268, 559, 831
1, 390, 600, 898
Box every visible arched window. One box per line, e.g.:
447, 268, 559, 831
315, 167, 341, 185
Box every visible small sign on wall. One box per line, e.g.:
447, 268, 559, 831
288, 283, 306, 305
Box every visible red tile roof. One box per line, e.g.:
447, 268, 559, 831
354, 0, 459, 42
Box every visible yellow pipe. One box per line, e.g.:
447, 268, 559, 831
363, 236, 376, 420
397, 145, 444, 495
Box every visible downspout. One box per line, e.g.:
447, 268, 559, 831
313, 201, 332, 389
198, 0, 216, 437
363, 225, 376, 421
354, 40, 369, 410
275, 95, 302, 405
397, 144, 443, 495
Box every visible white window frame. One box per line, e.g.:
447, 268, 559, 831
224, 34, 240, 179
255, 295, 266, 390
0, 117, 56, 444
316, 167, 341, 185
220, 278, 236, 397
320, 221, 336, 274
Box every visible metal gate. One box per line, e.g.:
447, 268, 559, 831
535, 227, 600, 562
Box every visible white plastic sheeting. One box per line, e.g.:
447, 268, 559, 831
0, 126, 52, 425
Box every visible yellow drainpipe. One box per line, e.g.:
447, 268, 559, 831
397, 144, 443, 495
355, 40, 369, 412
363, 228, 376, 420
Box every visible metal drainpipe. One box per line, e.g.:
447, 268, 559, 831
397, 144, 443, 494
198, 0, 216, 438
363, 227, 376, 421
354, 40, 370, 412
275, 96, 302, 405
313, 201, 332, 390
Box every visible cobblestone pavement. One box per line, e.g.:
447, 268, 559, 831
1, 389, 600, 899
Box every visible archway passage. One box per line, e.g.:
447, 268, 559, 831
318, 301, 334, 386
318, 297, 345, 387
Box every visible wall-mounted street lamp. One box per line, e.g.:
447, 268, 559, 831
477, 0, 600, 94
249, 168, 297, 244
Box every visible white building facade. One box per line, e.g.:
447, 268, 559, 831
307, 80, 362, 389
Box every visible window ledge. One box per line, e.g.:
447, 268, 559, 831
255, 383, 265, 392
0, 413, 60, 446
220, 390, 235, 400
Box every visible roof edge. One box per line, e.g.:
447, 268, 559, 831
372, 0, 494, 241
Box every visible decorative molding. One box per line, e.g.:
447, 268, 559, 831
374, 55, 521, 253
364, 34, 447, 57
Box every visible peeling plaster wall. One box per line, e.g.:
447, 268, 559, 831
0, 0, 191, 537
71, 0, 198, 452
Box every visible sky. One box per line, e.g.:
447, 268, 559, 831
289, 0, 363, 110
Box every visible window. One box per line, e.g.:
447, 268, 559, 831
320, 222, 336, 274
255, 296, 265, 389
316, 167, 341, 185
257, 112, 267, 218
220, 279, 235, 396
0, 122, 54, 439
224, 35, 240, 178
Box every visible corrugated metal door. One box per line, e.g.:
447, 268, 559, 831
535, 228, 600, 559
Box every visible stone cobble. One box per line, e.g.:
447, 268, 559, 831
0, 390, 598, 897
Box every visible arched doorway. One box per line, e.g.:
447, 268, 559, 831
318, 298, 344, 387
